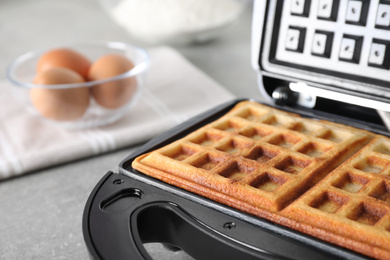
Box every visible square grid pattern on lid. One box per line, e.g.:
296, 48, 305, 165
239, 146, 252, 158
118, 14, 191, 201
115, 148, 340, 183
265, 0, 390, 89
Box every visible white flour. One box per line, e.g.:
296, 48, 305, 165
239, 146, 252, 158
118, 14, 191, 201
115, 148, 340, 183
111, 0, 245, 42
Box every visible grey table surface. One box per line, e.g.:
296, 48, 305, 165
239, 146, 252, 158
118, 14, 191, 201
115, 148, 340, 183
0, 0, 262, 259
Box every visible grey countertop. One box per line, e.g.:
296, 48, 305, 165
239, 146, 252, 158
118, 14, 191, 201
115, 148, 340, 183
0, 0, 262, 259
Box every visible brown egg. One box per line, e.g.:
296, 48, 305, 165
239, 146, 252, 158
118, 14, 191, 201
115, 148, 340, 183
37, 48, 91, 79
88, 54, 137, 109
31, 67, 90, 121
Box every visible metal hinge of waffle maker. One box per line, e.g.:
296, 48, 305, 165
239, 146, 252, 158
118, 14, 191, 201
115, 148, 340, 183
252, 0, 390, 130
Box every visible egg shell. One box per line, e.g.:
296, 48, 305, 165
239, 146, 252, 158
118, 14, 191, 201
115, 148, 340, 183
88, 54, 137, 109
37, 48, 91, 79
31, 67, 90, 121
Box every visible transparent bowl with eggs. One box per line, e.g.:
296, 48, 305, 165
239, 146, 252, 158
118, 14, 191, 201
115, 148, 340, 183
7, 41, 149, 129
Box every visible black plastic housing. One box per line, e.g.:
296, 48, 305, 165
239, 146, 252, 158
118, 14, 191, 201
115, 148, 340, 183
83, 99, 388, 260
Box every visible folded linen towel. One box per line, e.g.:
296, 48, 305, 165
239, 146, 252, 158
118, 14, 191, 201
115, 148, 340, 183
0, 46, 234, 180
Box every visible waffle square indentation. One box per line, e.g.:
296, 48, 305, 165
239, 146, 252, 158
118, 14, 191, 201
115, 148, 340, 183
373, 142, 390, 156
333, 172, 369, 193
250, 173, 286, 192
245, 146, 279, 163
215, 139, 253, 155
218, 161, 255, 181
347, 203, 386, 226
190, 131, 224, 147
298, 142, 332, 157
190, 154, 225, 170
235, 107, 268, 121
370, 181, 390, 203
354, 156, 390, 174
239, 127, 273, 141
267, 133, 301, 148
317, 129, 351, 143
214, 120, 245, 133
288, 122, 322, 135
310, 192, 348, 214
274, 156, 310, 174
261, 115, 294, 127
162, 145, 197, 161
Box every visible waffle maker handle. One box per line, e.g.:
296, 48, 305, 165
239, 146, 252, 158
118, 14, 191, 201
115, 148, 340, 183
83, 171, 286, 260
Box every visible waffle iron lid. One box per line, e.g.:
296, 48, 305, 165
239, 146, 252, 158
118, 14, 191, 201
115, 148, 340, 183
252, 0, 390, 110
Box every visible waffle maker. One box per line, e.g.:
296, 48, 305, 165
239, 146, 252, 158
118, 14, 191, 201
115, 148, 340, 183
83, 1, 390, 259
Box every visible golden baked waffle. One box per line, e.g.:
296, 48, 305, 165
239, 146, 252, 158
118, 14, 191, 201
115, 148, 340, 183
285, 136, 390, 259
132, 100, 390, 259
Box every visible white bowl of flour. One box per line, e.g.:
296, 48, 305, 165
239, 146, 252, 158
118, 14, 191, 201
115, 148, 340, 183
101, 0, 249, 45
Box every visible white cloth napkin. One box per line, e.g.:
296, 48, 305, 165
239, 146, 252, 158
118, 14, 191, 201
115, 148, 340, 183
0, 46, 235, 180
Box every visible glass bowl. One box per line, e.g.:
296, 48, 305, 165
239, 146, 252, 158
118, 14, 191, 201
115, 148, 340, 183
7, 41, 149, 129
99, 0, 250, 45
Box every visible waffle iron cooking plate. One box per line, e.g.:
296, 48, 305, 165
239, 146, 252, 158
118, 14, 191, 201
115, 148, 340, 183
83, 99, 390, 260
83, 1, 390, 259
